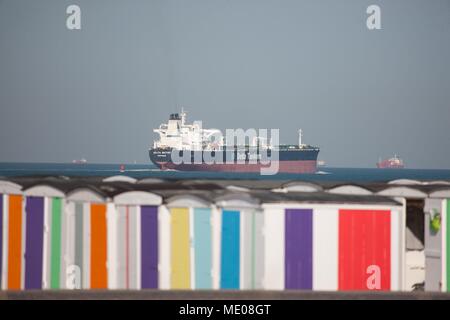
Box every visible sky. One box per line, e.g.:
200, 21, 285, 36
0, 0, 449, 168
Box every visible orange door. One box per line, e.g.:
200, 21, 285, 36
8, 195, 23, 289
90, 204, 107, 288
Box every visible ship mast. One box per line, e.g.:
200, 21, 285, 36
298, 129, 303, 147
180, 107, 187, 126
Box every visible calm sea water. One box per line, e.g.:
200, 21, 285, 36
1, 162, 450, 182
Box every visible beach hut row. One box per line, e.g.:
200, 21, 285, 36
278, 179, 450, 292
1, 176, 449, 292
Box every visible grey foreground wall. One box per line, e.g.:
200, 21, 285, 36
1, 290, 450, 300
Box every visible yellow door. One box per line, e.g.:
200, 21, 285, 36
170, 208, 190, 289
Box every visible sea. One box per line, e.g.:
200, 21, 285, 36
1, 162, 450, 182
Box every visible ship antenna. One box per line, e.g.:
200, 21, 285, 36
181, 107, 187, 125
298, 129, 303, 147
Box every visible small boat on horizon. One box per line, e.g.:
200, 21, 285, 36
377, 154, 405, 169
317, 160, 326, 167
72, 158, 87, 165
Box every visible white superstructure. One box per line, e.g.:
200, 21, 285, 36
153, 109, 223, 151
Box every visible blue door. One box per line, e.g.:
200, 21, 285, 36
194, 208, 212, 289
220, 210, 240, 289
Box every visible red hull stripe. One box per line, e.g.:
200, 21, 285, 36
159, 160, 317, 174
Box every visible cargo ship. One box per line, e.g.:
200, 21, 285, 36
377, 155, 405, 169
149, 110, 320, 173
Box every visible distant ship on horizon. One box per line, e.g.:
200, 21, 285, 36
72, 158, 87, 165
377, 155, 405, 169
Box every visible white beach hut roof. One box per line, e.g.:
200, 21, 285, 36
388, 179, 422, 185
103, 175, 137, 183
67, 188, 106, 203
327, 184, 373, 196
214, 192, 260, 209
23, 184, 65, 197
113, 191, 162, 206
0, 180, 22, 195
166, 194, 211, 208
429, 188, 450, 199
377, 186, 427, 199
273, 181, 322, 193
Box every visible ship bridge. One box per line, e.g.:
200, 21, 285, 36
153, 109, 223, 151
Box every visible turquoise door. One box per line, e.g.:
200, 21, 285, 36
194, 208, 212, 289
220, 210, 240, 289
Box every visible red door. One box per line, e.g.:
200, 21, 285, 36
339, 209, 391, 290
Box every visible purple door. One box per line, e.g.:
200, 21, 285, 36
25, 196, 45, 289
285, 209, 313, 290
141, 206, 158, 289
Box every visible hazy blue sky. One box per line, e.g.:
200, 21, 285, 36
0, 0, 449, 168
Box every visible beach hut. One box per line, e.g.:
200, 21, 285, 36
109, 190, 162, 289
424, 186, 450, 291
165, 193, 214, 290
261, 192, 404, 291
22, 184, 65, 290
377, 186, 428, 290
424, 188, 450, 292
214, 192, 263, 290
65, 187, 109, 290
440, 190, 450, 292
0, 180, 23, 290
